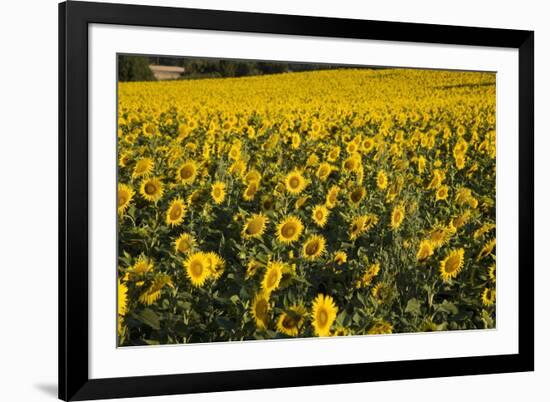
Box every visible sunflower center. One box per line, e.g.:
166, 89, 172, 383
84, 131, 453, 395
267, 270, 279, 287
178, 240, 190, 252
246, 219, 262, 235
306, 240, 320, 255
281, 223, 296, 238
316, 211, 324, 220
255, 299, 268, 317
283, 315, 297, 329
351, 189, 363, 203
317, 309, 328, 326
289, 177, 300, 188
445, 256, 459, 273
344, 160, 356, 170
180, 166, 194, 179
190, 261, 203, 277
170, 204, 182, 220
118, 192, 128, 206
145, 183, 157, 195
213, 188, 221, 197
246, 183, 257, 196
135, 162, 148, 173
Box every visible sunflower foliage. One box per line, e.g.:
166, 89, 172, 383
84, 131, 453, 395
116, 68, 497, 346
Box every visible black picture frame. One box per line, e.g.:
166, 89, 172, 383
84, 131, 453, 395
59, 1, 534, 400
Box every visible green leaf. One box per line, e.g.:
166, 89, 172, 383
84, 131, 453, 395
437, 300, 459, 315
216, 317, 237, 331
135, 308, 161, 330
405, 298, 422, 316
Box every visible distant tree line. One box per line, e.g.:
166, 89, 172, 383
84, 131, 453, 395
118, 55, 362, 82
118, 56, 156, 82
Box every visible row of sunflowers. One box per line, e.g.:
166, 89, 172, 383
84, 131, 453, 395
117, 67, 496, 346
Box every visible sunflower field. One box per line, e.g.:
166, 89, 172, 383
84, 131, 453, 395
117, 67, 497, 346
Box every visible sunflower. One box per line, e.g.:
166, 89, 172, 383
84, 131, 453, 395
477, 238, 496, 261
276, 305, 307, 336
439, 248, 465, 282
455, 155, 466, 170
427, 169, 445, 190
481, 287, 496, 306
244, 169, 262, 185
140, 177, 164, 202
452, 210, 471, 229
261, 195, 275, 212
276, 216, 304, 244
362, 137, 375, 153
205, 252, 225, 280
316, 163, 333, 181
295, 196, 310, 209
291, 133, 301, 149
118, 150, 132, 168
174, 233, 196, 254
251, 292, 270, 329
118, 279, 128, 317
435, 185, 449, 201
416, 240, 434, 262
488, 264, 496, 283
138, 273, 173, 306
228, 143, 241, 160
417, 155, 426, 173
455, 187, 473, 206
211, 181, 226, 204
117, 183, 134, 215
474, 223, 496, 239
178, 161, 198, 184
242, 213, 268, 239
333, 251, 347, 265
243, 180, 259, 201
245, 260, 262, 279
302, 234, 326, 260
262, 261, 284, 294
390, 204, 405, 230
306, 154, 319, 167
333, 326, 351, 336
349, 186, 366, 206
312, 204, 330, 227
428, 224, 452, 248
349, 214, 377, 240
165, 198, 186, 226
311, 294, 338, 337
229, 159, 246, 177
367, 320, 393, 335
342, 155, 360, 172
285, 169, 307, 195
117, 279, 128, 335
184, 252, 210, 287
132, 157, 153, 179
131, 256, 153, 275
356, 263, 380, 288
327, 146, 340, 162
377, 170, 388, 190
325, 185, 340, 209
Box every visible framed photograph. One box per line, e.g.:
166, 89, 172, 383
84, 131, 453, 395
59, 1, 534, 400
